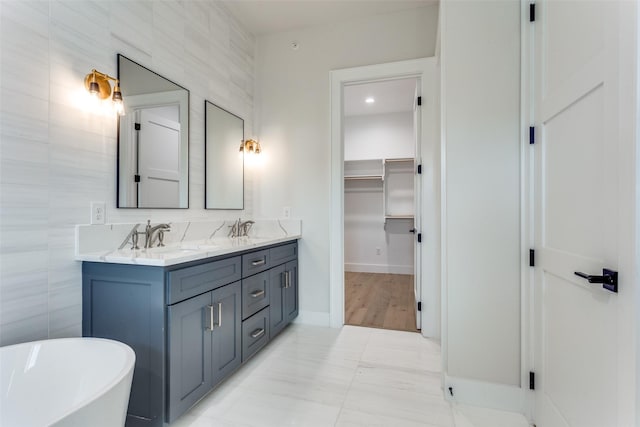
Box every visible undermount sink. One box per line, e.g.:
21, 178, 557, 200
146, 247, 200, 255
178, 244, 220, 251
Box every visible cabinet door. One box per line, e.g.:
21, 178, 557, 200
167, 292, 213, 422
211, 281, 242, 386
268, 264, 286, 338
284, 260, 299, 323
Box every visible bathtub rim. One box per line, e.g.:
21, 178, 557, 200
0, 337, 135, 425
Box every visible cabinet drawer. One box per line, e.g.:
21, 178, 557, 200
269, 242, 297, 266
242, 249, 270, 277
242, 308, 269, 362
167, 257, 241, 305
241, 271, 269, 320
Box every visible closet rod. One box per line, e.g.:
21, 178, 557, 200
344, 175, 383, 181
384, 158, 414, 163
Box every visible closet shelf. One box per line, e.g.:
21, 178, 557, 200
344, 175, 383, 181
384, 158, 414, 164
384, 215, 414, 219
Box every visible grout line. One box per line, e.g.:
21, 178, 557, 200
333, 326, 373, 426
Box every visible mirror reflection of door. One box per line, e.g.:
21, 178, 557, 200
138, 107, 181, 208
117, 54, 189, 208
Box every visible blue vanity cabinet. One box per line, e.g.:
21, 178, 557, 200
82, 263, 166, 427
269, 260, 299, 338
167, 280, 241, 423
284, 260, 299, 323
82, 240, 298, 427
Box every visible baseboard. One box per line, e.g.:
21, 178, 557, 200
444, 374, 526, 414
293, 310, 331, 327
344, 263, 413, 275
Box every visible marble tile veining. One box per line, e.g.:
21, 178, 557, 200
0, 0, 255, 346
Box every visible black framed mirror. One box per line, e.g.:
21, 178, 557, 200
205, 101, 244, 210
117, 54, 189, 208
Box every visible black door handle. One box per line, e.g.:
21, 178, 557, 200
574, 269, 618, 293
409, 228, 416, 233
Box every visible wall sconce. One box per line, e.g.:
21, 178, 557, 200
239, 139, 262, 154
84, 69, 123, 115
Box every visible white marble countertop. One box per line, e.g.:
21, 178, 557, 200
75, 235, 300, 267
75, 219, 302, 267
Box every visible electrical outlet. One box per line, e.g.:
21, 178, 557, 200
91, 201, 106, 225
283, 206, 291, 218
376, 247, 381, 255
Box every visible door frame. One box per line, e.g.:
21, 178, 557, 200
329, 57, 440, 338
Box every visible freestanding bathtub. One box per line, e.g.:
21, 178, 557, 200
0, 337, 135, 426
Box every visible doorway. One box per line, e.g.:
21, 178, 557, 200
329, 57, 439, 339
342, 78, 420, 332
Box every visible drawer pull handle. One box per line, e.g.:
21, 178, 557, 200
251, 328, 265, 339
206, 304, 214, 331
214, 302, 222, 328
251, 259, 266, 266
251, 289, 265, 298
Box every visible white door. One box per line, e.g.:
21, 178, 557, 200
138, 109, 181, 208
533, 1, 630, 426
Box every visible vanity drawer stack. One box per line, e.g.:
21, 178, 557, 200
82, 240, 298, 427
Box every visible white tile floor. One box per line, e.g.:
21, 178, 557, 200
170, 324, 528, 427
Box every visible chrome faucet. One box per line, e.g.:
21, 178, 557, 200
119, 223, 141, 250
144, 220, 171, 248
228, 218, 241, 238
227, 218, 254, 238
239, 220, 254, 237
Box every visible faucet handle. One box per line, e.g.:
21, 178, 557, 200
157, 229, 168, 247
131, 232, 140, 250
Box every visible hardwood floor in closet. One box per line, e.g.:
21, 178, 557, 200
345, 272, 418, 332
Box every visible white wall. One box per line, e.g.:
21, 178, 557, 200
441, 0, 521, 387
344, 112, 415, 274
344, 112, 414, 160
0, 0, 255, 345
254, 5, 439, 320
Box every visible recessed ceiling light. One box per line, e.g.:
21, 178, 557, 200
365, 97, 375, 104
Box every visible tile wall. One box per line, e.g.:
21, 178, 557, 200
0, 0, 255, 345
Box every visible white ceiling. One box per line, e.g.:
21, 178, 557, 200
344, 78, 417, 116
221, 0, 437, 36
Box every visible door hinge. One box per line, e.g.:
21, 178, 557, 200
417, 301, 422, 311
134, 122, 141, 130
529, 3, 536, 22
417, 164, 422, 174
134, 174, 141, 183
417, 233, 422, 243
417, 96, 422, 106
529, 371, 535, 390
529, 249, 535, 267
529, 126, 535, 144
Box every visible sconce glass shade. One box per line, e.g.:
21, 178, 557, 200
84, 71, 112, 100
112, 84, 122, 102
88, 80, 100, 95
239, 139, 261, 154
